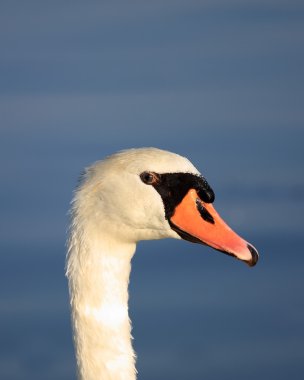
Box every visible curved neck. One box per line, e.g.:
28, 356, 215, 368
67, 231, 136, 380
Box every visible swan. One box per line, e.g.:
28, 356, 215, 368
66, 147, 258, 380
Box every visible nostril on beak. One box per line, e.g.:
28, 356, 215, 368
247, 244, 259, 267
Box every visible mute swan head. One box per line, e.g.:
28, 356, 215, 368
67, 147, 259, 380
73, 147, 258, 266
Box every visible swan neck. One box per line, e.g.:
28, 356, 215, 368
67, 234, 136, 380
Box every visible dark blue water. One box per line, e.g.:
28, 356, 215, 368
1, 1, 303, 379
1, 231, 303, 380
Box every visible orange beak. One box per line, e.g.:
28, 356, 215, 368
170, 189, 258, 266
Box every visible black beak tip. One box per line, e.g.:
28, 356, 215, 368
246, 244, 259, 267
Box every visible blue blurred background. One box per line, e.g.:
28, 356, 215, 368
1, 1, 304, 379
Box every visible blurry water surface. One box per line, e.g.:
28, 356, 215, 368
1, 1, 304, 379
1, 230, 303, 380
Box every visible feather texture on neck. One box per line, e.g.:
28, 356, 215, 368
67, 220, 136, 380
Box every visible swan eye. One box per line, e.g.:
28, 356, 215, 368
140, 171, 159, 185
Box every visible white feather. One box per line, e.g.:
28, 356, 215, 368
66, 148, 201, 380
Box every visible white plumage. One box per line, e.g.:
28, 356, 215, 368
66, 147, 258, 380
